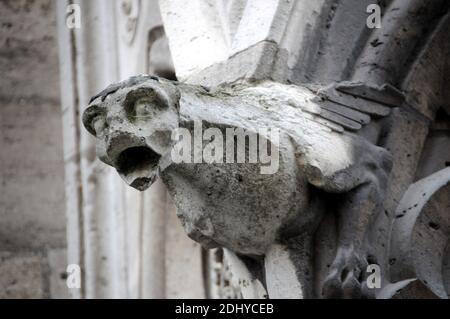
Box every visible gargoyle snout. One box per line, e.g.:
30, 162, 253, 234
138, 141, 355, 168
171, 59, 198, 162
106, 132, 162, 191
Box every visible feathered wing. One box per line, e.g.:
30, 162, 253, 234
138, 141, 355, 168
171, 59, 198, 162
308, 81, 405, 133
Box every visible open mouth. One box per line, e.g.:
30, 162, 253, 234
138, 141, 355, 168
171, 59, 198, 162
116, 146, 161, 191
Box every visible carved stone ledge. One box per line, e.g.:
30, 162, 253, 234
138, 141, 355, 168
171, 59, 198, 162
389, 167, 450, 298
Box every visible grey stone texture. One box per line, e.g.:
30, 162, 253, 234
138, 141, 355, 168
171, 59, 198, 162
0, 0, 68, 298
0, 252, 45, 299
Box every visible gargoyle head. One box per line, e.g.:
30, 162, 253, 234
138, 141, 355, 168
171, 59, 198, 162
82, 75, 180, 191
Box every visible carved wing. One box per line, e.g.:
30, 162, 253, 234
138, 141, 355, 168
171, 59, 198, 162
309, 81, 405, 133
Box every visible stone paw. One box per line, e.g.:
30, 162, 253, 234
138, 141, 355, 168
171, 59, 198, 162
321, 248, 370, 299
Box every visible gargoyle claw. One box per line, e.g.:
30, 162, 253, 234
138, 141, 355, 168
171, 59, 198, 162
322, 249, 369, 299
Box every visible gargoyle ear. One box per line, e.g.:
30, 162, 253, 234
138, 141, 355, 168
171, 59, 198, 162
82, 104, 105, 136
158, 80, 181, 111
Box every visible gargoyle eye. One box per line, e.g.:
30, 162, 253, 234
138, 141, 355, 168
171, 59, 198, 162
124, 87, 168, 121
134, 97, 155, 118
82, 105, 106, 136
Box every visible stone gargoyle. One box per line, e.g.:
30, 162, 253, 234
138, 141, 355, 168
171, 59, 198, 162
82, 75, 399, 298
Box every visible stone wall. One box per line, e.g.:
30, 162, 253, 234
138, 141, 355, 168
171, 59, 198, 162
0, 0, 68, 298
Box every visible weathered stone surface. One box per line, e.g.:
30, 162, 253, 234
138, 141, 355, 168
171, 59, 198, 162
47, 249, 71, 299
0, 0, 67, 299
389, 168, 450, 298
265, 244, 306, 298
0, 252, 45, 299
224, 249, 266, 299
165, 197, 206, 299
0, 0, 65, 251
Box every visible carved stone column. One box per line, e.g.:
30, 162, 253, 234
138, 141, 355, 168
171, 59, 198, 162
58, 0, 206, 298
57, 0, 124, 298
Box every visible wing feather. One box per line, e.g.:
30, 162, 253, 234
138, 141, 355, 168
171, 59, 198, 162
308, 82, 404, 133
